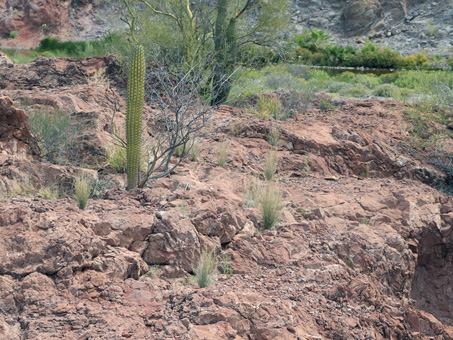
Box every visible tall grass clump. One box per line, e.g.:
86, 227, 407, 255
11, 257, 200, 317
261, 183, 283, 229
193, 247, 217, 288
74, 173, 91, 210
264, 149, 278, 181
217, 141, 229, 167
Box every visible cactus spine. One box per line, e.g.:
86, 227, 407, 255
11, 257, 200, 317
126, 44, 145, 190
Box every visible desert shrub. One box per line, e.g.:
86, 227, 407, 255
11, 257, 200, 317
264, 149, 278, 181
425, 20, 440, 37
379, 72, 399, 84
28, 108, 81, 164
402, 53, 430, 68
261, 183, 283, 229
319, 97, 335, 111
339, 85, 369, 98
310, 70, 331, 81
193, 247, 217, 288
264, 73, 305, 91
337, 71, 356, 82
325, 81, 353, 94
352, 74, 381, 89
393, 71, 426, 89
286, 64, 312, 80
74, 173, 91, 210
372, 84, 401, 98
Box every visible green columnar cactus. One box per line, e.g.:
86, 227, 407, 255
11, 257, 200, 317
126, 44, 146, 190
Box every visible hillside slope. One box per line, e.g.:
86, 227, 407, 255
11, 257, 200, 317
0, 0, 452, 55
0, 56, 453, 339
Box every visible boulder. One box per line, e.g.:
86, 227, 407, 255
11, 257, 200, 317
341, 0, 384, 36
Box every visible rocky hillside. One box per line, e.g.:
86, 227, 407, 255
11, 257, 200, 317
291, 0, 453, 56
1, 55, 453, 339
1, 0, 452, 56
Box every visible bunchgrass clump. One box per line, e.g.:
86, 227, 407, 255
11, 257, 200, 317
268, 123, 280, 147
243, 179, 262, 208
219, 254, 234, 277
252, 94, 282, 119
37, 186, 60, 200
216, 141, 229, 167
190, 140, 201, 162
107, 142, 127, 173
264, 149, 278, 181
261, 183, 283, 229
193, 247, 217, 288
74, 173, 91, 210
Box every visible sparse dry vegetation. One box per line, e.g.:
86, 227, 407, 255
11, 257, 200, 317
74, 173, 91, 210
193, 247, 217, 288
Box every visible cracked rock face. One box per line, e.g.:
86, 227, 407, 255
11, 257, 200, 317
1, 56, 453, 339
341, 0, 384, 36
0, 96, 39, 159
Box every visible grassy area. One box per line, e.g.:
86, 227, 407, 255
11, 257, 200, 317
1, 34, 124, 64
230, 63, 453, 103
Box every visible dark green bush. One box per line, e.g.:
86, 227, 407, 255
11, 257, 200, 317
348, 44, 403, 69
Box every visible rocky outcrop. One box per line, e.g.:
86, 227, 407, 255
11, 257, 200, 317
1, 56, 453, 339
0, 51, 13, 66
0, 96, 39, 159
291, 0, 451, 55
0, 0, 109, 49
342, 0, 385, 36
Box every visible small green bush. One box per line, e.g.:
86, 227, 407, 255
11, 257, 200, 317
310, 70, 331, 81
372, 84, 401, 98
425, 20, 440, 37
349, 44, 403, 69
28, 108, 81, 164
339, 85, 369, 98
326, 81, 353, 94
8, 31, 17, 40
337, 71, 356, 82
379, 73, 399, 84
393, 71, 425, 89
352, 74, 381, 89
402, 53, 430, 68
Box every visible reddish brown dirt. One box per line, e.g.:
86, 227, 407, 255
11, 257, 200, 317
1, 57, 453, 339
0, 0, 110, 49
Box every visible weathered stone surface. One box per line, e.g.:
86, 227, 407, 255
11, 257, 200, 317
341, 0, 384, 36
0, 56, 453, 339
0, 96, 39, 159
